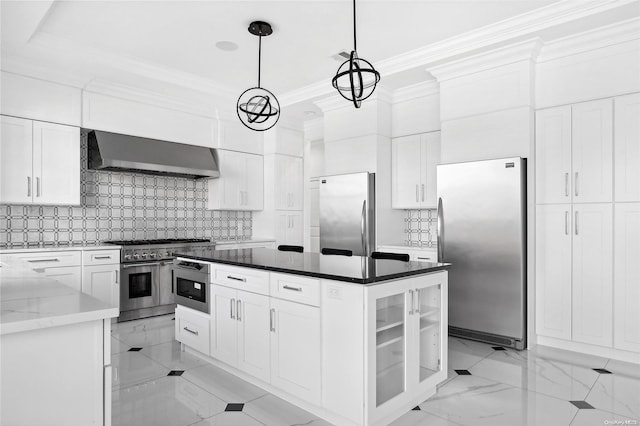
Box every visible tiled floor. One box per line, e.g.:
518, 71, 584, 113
111, 314, 640, 426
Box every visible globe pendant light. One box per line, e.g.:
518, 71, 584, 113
237, 21, 280, 131
331, 0, 381, 108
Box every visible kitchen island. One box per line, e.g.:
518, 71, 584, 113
175, 248, 449, 426
0, 262, 118, 426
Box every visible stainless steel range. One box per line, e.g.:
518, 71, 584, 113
104, 238, 215, 322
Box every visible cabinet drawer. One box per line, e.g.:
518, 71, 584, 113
1, 250, 82, 268
270, 273, 320, 307
215, 241, 276, 250
175, 306, 210, 355
82, 249, 120, 266
212, 265, 269, 295
410, 251, 437, 263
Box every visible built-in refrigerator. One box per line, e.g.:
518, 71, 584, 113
319, 172, 375, 257
437, 157, 527, 349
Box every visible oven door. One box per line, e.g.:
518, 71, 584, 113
120, 262, 160, 311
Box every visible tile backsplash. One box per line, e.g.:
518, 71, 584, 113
0, 134, 251, 248
404, 209, 437, 247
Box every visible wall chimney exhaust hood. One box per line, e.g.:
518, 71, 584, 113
87, 130, 220, 179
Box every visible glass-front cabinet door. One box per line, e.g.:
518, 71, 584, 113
375, 291, 406, 406
415, 283, 442, 385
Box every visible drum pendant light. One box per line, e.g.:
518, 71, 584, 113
237, 21, 280, 131
331, 0, 381, 108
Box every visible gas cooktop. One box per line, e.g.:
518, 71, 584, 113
103, 238, 214, 263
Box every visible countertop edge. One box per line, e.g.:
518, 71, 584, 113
0, 245, 122, 254
1, 306, 119, 336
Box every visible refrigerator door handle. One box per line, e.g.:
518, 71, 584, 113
415, 184, 419, 202
360, 200, 367, 255
437, 197, 444, 262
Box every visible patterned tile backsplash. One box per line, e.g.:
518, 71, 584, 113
404, 209, 437, 247
0, 134, 251, 248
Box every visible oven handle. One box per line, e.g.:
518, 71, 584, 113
122, 263, 161, 269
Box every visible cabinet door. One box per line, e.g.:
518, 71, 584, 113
572, 203, 613, 347
210, 285, 238, 366
274, 155, 289, 210
42, 266, 82, 292
535, 106, 572, 204
535, 204, 572, 340
0, 115, 33, 204
237, 291, 271, 383
413, 281, 444, 392
287, 212, 304, 245
392, 135, 422, 209
82, 264, 119, 309
421, 132, 440, 208
614, 203, 640, 352
270, 298, 321, 405
614, 94, 640, 202
288, 156, 303, 210
572, 99, 613, 203
33, 121, 80, 205
208, 150, 242, 210
243, 153, 264, 211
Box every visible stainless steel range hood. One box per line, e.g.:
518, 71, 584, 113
87, 130, 219, 179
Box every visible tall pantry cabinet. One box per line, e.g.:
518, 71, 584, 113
535, 93, 640, 356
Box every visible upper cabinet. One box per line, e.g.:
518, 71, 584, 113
392, 131, 441, 209
0, 115, 80, 205
614, 93, 640, 202
274, 155, 303, 211
536, 99, 613, 204
214, 120, 264, 155
208, 150, 263, 211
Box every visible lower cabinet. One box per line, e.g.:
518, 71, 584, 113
82, 264, 120, 309
176, 305, 211, 356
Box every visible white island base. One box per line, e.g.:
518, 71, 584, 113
175, 260, 448, 426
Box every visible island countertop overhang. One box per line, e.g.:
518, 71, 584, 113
175, 247, 450, 284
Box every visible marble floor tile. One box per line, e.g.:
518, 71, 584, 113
112, 350, 169, 390
605, 358, 640, 379
389, 409, 463, 426
586, 370, 640, 419
470, 349, 600, 401
189, 412, 266, 426
569, 408, 637, 426
113, 376, 226, 426
531, 344, 609, 369
182, 363, 268, 403
111, 315, 175, 347
142, 340, 208, 371
447, 337, 494, 371
243, 394, 333, 426
111, 336, 130, 354
420, 375, 578, 426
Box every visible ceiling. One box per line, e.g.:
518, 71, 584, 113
1, 1, 638, 123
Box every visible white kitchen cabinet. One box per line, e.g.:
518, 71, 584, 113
392, 131, 440, 209
176, 305, 211, 356
614, 93, 640, 202
535, 99, 613, 204
1, 250, 83, 291
210, 284, 271, 383
275, 155, 303, 210
535, 204, 573, 340
270, 297, 321, 405
42, 266, 83, 292
365, 273, 447, 425
614, 203, 640, 352
0, 115, 80, 205
82, 264, 120, 309
377, 245, 438, 263
276, 211, 304, 246
208, 150, 263, 211
216, 119, 264, 155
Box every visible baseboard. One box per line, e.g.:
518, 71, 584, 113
536, 335, 640, 364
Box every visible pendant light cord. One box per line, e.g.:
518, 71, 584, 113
258, 35, 262, 88
353, 0, 357, 51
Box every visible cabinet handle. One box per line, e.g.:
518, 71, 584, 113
183, 327, 198, 336
564, 173, 569, 197
574, 172, 579, 197
114, 270, 119, 284
230, 298, 235, 319
270, 308, 275, 332
565, 211, 569, 235
227, 275, 246, 282
417, 257, 432, 261
237, 300, 242, 322
36, 177, 41, 197
415, 184, 419, 202
27, 258, 59, 263
409, 289, 414, 315
27, 177, 31, 197
575, 211, 579, 235
94, 256, 112, 260
415, 289, 421, 314
245, 191, 248, 206
421, 184, 425, 202
283, 285, 302, 292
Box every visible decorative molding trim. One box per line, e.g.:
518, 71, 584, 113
282, 0, 635, 103
428, 38, 543, 82
313, 87, 393, 113
537, 16, 640, 62
1, 56, 87, 88
392, 80, 440, 104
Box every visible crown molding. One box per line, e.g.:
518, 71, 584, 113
1, 55, 87, 88
281, 0, 635, 104
537, 16, 640, 62
428, 38, 542, 82
392, 80, 440, 104
313, 86, 393, 113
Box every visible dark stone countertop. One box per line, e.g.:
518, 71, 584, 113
175, 248, 450, 285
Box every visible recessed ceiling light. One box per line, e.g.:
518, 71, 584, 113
216, 41, 238, 51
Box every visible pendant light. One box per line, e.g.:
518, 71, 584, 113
331, 0, 381, 108
237, 21, 280, 131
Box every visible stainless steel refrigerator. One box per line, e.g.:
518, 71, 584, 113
319, 172, 375, 257
437, 157, 527, 349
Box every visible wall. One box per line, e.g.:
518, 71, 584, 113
0, 133, 252, 248
404, 209, 437, 247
